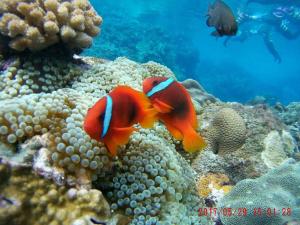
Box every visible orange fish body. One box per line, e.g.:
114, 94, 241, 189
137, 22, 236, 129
84, 86, 157, 156
143, 77, 206, 153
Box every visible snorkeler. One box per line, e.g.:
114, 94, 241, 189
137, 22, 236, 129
224, 5, 300, 63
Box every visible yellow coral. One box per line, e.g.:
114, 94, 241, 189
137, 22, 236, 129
0, 0, 102, 51
0, 164, 122, 225
196, 173, 233, 198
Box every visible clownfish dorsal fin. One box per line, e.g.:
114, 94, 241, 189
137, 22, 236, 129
153, 99, 174, 113
112, 127, 138, 145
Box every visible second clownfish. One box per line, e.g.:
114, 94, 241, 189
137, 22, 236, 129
84, 86, 157, 156
143, 76, 207, 153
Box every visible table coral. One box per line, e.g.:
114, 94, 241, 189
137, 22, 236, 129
0, 0, 102, 52
217, 159, 300, 225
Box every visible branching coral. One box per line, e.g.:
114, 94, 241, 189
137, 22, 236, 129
0, 0, 102, 52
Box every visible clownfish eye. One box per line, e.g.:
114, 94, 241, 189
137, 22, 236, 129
152, 80, 159, 86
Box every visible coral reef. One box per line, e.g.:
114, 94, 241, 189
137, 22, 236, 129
0, 57, 177, 187
273, 102, 300, 152
181, 79, 218, 107
193, 102, 297, 183
275, 102, 300, 125
0, 0, 102, 52
217, 159, 300, 225
0, 56, 209, 224
205, 108, 247, 155
0, 163, 128, 225
0, 53, 82, 100
196, 173, 232, 199
261, 130, 296, 168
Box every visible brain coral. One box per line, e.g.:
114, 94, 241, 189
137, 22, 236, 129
206, 108, 247, 155
217, 159, 300, 225
0, 0, 102, 52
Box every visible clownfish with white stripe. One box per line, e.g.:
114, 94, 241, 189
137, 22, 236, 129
83, 86, 158, 156
143, 77, 207, 153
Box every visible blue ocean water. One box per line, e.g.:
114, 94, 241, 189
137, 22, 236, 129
83, 0, 300, 104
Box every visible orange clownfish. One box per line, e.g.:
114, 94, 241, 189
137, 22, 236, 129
143, 77, 207, 153
83, 86, 157, 156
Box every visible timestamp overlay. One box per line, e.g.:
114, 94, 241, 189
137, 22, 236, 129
198, 207, 292, 218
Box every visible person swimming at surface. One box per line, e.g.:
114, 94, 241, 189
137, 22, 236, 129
224, 4, 300, 63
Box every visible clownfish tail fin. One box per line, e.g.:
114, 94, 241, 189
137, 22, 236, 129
182, 125, 207, 153
140, 108, 158, 128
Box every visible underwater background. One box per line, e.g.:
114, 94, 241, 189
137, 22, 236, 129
1, 0, 300, 224
84, 0, 300, 104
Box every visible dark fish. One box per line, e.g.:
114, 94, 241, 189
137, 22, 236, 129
90, 218, 106, 225
206, 0, 238, 37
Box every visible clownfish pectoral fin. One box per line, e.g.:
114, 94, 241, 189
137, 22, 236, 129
112, 127, 138, 145
140, 108, 158, 128
165, 123, 183, 140
182, 125, 207, 153
105, 139, 119, 157
152, 99, 174, 113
